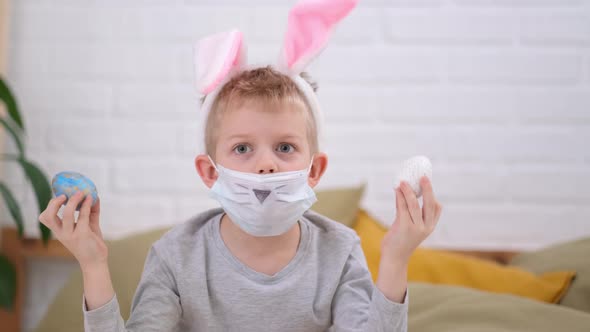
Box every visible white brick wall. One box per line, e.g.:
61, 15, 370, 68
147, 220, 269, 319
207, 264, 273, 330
3, 0, 590, 329
3, 0, 590, 254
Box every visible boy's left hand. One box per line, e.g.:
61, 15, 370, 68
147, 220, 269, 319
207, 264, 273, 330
382, 175, 443, 264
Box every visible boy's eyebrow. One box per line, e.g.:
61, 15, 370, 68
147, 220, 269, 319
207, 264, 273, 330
279, 134, 305, 140
226, 134, 252, 140
225, 133, 305, 141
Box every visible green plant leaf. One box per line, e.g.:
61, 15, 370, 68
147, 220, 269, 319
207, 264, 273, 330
0, 182, 24, 237
0, 254, 17, 310
0, 117, 25, 156
17, 158, 52, 245
0, 76, 24, 131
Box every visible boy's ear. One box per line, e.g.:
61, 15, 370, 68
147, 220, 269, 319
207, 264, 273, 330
308, 152, 328, 188
195, 154, 218, 188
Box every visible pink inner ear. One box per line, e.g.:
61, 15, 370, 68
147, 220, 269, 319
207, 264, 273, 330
203, 33, 243, 94
284, 0, 357, 71
195, 30, 244, 95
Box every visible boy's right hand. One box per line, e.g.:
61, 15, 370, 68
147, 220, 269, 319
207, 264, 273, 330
39, 191, 108, 269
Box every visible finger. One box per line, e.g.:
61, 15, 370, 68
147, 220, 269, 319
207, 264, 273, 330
76, 195, 93, 232
90, 196, 100, 215
89, 197, 100, 224
396, 187, 413, 225
434, 202, 443, 223
420, 176, 436, 227
89, 198, 102, 236
400, 181, 423, 225
62, 191, 84, 233
39, 195, 68, 232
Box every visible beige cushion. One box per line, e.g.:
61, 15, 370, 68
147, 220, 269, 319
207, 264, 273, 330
509, 237, 590, 313
409, 282, 590, 332
34, 185, 365, 331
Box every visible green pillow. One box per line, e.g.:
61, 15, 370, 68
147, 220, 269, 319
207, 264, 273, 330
34, 185, 365, 332
34, 227, 170, 331
509, 237, 590, 313
409, 282, 590, 332
311, 183, 366, 227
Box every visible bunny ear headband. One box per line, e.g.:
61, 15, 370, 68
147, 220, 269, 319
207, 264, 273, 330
193, 0, 358, 154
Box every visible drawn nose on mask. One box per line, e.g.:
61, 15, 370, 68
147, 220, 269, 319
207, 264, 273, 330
253, 189, 272, 204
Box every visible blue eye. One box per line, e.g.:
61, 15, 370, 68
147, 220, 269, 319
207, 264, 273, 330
277, 143, 295, 153
234, 144, 251, 154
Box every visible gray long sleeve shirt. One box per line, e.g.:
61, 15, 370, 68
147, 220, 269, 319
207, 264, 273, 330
83, 208, 408, 331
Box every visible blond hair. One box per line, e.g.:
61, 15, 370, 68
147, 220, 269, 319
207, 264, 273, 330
203, 66, 319, 159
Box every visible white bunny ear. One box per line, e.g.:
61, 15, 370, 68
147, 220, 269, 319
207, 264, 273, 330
194, 29, 246, 94
279, 0, 357, 75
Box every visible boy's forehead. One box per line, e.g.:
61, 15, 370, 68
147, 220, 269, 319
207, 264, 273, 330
217, 102, 309, 140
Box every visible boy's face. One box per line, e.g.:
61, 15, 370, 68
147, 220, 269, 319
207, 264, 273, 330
214, 101, 312, 174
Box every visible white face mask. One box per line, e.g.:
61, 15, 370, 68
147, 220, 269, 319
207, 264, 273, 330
208, 156, 317, 237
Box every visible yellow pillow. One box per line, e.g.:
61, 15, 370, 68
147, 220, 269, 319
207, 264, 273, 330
353, 209, 387, 282
352, 209, 576, 304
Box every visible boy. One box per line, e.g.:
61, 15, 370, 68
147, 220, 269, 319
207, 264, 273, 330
38, 1, 442, 331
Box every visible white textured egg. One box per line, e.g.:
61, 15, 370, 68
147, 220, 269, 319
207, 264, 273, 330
395, 155, 432, 198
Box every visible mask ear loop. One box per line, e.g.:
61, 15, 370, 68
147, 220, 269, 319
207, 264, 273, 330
207, 155, 220, 174
307, 154, 315, 174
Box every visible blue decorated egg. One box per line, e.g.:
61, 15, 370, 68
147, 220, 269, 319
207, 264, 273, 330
51, 171, 98, 211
